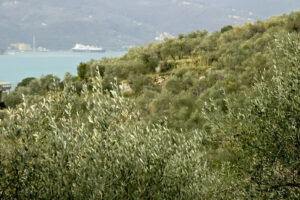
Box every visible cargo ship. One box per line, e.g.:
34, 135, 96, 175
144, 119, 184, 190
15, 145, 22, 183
72, 44, 105, 53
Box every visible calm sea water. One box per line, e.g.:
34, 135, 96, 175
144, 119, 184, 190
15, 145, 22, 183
0, 51, 124, 87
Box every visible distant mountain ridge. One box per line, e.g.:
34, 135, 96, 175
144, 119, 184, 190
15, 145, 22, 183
1, 0, 300, 50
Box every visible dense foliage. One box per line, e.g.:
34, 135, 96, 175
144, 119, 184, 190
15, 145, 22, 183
205, 34, 300, 198
1, 11, 300, 199
1, 79, 234, 199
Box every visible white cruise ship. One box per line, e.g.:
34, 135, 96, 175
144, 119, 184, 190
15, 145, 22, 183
72, 44, 105, 53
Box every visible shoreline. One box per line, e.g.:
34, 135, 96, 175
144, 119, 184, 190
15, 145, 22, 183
0, 51, 125, 88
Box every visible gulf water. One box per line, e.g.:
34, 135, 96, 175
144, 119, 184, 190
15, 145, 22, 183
0, 51, 124, 88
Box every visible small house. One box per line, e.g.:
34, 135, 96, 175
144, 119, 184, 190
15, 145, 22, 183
0, 82, 12, 92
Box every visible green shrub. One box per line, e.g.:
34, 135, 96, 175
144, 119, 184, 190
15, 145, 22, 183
77, 62, 88, 80
128, 73, 153, 94
0, 78, 233, 199
16, 77, 37, 89
205, 34, 300, 199
221, 25, 233, 33
0, 110, 8, 120
2, 91, 23, 108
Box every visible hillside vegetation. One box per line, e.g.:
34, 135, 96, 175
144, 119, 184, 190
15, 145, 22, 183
0, 11, 299, 199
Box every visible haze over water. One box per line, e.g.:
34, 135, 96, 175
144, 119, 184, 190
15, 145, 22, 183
0, 51, 124, 87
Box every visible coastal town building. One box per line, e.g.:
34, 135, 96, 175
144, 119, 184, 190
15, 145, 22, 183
0, 81, 12, 101
0, 81, 12, 92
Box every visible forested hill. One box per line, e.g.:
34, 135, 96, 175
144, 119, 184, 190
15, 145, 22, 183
3, 10, 300, 129
1, 0, 300, 50
1, 11, 299, 199
71, 10, 300, 129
